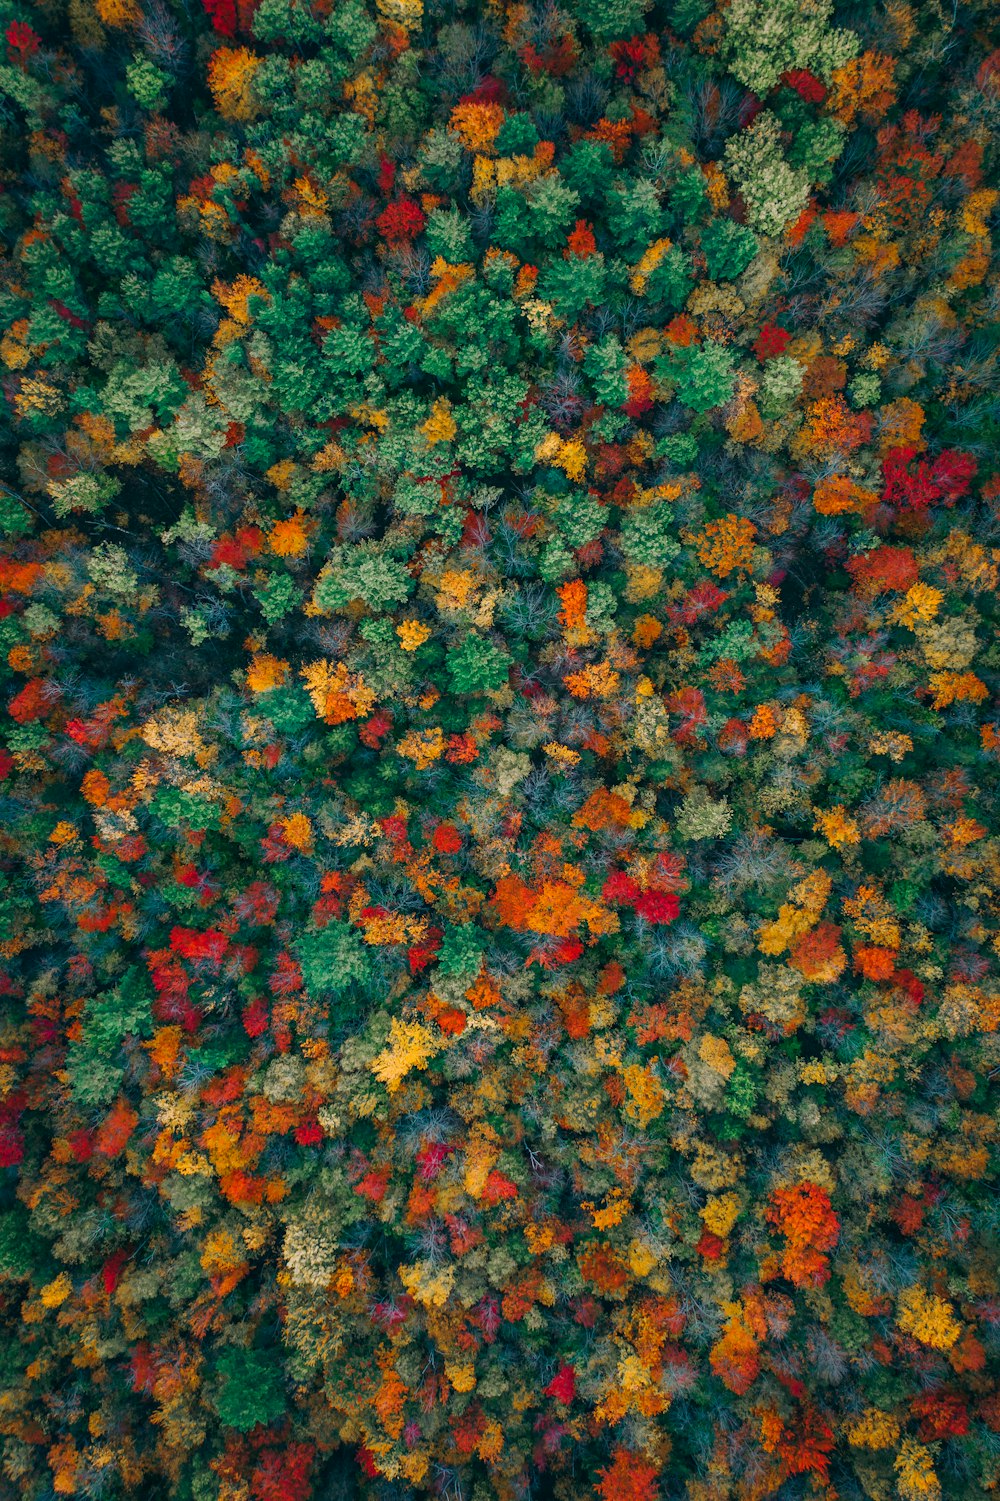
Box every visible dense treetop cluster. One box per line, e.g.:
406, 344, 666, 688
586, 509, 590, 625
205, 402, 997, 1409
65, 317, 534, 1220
0, 0, 999, 1497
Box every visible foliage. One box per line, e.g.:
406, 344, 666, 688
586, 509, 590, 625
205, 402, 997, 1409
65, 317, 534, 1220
0, 1, 998, 1499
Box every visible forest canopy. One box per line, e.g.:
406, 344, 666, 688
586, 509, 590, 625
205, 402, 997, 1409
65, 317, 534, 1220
0, 0, 999, 1498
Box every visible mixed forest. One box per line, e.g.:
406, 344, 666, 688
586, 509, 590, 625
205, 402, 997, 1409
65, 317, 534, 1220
0, 0, 999, 1497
